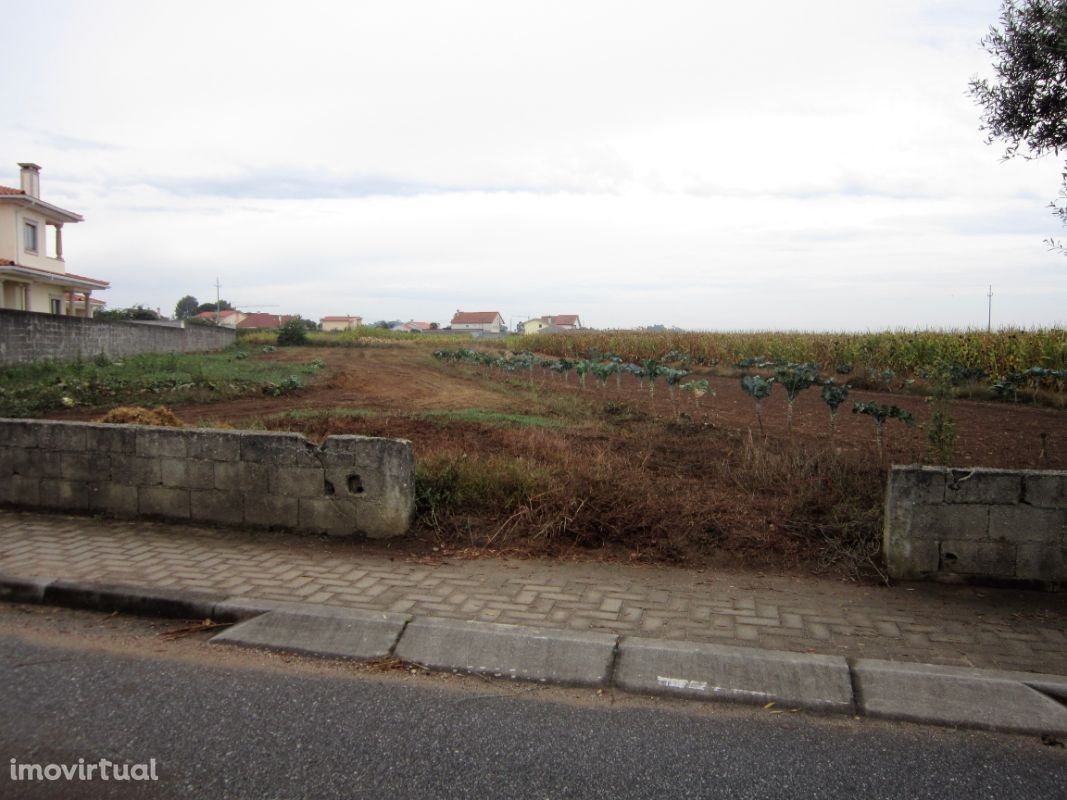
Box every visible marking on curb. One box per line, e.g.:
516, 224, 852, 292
657, 676, 709, 692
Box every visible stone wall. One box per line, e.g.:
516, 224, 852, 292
884, 465, 1066, 586
0, 308, 234, 365
0, 419, 414, 538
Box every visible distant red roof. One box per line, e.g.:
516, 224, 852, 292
0, 186, 24, 196
451, 311, 502, 325
237, 313, 299, 330
321, 315, 361, 322
195, 309, 241, 319
548, 315, 579, 326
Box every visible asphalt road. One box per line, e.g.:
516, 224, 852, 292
0, 609, 1065, 800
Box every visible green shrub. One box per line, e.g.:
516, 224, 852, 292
277, 319, 309, 347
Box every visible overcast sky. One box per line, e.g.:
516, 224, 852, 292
2, 0, 1064, 330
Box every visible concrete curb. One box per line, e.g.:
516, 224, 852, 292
395, 617, 619, 687
212, 607, 410, 662
852, 658, 1067, 736
614, 637, 854, 713
3, 575, 1066, 736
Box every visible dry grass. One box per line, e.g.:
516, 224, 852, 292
96, 406, 185, 427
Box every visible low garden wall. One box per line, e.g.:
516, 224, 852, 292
884, 465, 1066, 586
0, 308, 235, 366
0, 419, 414, 538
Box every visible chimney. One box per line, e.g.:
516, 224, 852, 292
18, 163, 41, 198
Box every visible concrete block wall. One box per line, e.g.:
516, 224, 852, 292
884, 465, 1067, 586
0, 419, 414, 538
0, 308, 234, 366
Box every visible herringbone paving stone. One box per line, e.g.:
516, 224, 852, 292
1, 510, 1065, 674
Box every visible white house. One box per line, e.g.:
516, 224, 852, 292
0, 163, 108, 316
450, 310, 505, 333
193, 308, 247, 328
522, 314, 582, 334
320, 315, 363, 331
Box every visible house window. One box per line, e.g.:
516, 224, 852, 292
50, 298, 62, 315
24, 222, 38, 253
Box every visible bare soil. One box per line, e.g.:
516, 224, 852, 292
46, 346, 1067, 578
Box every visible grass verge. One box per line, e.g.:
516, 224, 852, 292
0, 348, 323, 417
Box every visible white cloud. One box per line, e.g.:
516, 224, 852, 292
1, 0, 1063, 329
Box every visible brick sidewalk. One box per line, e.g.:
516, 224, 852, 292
1, 510, 1065, 674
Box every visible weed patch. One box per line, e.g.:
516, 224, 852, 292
0, 349, 315, 417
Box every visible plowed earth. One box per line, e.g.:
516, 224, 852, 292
47, 346, 1067, 576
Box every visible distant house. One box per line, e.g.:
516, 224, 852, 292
320, 315, 362, 332
194, 309, 247, 328
71, 293, 106, 318
236, 313, 299, 330
391, 320, 432, 333
0, 163, 109, 316
450, 310, 505, 333
522, 314, 582, 335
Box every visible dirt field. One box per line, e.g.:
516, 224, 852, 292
166, 346, 1065, 470
48, 345, 1067, 578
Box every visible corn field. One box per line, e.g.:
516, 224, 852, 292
509, 329, 1067, 380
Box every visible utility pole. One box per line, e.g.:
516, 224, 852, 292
987, 285, 993, 333
215, 277, 222, 326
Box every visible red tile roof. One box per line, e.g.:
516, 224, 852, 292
0, 185, 24, 196
451, 311, 502, 325
321, 315, 361, 322
548, 315, 579, 326
236, 313, 299, 330
195, 309, 241, 319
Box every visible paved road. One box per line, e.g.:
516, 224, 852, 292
1, 613, 1065, 800
1, 510, 1066, 673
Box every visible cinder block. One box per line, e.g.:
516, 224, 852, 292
88, 482, 139, 516
135, 428, 188, 459
60, 452, 107, 482
244, 494, 298, 529
0, 419, 40, 448
138, 486, 190, 519
38, 422, 88, 452
939, 540, 1017, 577
356, 499, 413, 540
1024, 473, 1067, 509
216, 460, 282, 493
884, 537, 939, 580
161, 458, 215, 490
321, 436, 414, 538
1015, 544, 1067, 583
240, 432, 320, 466
190, 489, 245, 526
0, 475, 40, 506
944, 470, 1022, 505
299, 497, 358, 536
988, 506, 1067, 544
38, 478, 89, 511
12, 449, 62, 479
905, 504, 989, 541
0, 448, 14, 477
186, 430, 242, 461
85, 424, 138, 454
109, 456, 162, 486
269, 466, 327, 498
887, 466, 946, 505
